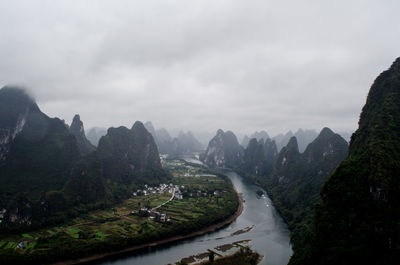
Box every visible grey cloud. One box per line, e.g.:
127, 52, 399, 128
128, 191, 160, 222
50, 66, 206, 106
0, 0, 399, 137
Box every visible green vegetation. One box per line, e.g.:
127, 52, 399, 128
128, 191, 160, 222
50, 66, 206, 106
235, 128, 348, 258
290, 58, 400, 265
0, 159, 239, 264
21, 234, 33, 240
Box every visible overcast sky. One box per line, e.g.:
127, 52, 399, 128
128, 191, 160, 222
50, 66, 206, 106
1, 0, 399, 136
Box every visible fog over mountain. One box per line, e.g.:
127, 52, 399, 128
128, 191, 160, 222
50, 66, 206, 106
1, 1, 399, 136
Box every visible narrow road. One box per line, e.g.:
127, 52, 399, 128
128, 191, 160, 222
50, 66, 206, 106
153, 188, 175, 210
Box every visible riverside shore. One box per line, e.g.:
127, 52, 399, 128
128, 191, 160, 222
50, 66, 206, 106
52, 190, 244, 265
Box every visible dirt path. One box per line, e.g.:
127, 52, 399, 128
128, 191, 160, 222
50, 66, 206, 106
153, 188, 175, 209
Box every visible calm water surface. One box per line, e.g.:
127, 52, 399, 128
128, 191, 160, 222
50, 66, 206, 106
97, 171, 292, 265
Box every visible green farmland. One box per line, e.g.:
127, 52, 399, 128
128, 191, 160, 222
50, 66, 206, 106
0, 159, 239, 264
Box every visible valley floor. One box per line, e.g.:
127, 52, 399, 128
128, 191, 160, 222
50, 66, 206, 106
0, 159, 241, 265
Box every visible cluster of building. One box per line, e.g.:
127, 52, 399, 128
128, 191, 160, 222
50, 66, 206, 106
133, 183, 183, 197
132, 183, 225, 224
133, 183, 222, 200
137, 208, 172, 223
17, 242, 24, 249
0, 209, 6, 224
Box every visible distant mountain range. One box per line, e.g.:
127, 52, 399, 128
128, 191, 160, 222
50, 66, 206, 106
144, 121, 203, 155
202, 125, 348, 263
86, 127, 107, 146
241, 130, 270, 148
272, 129, 319, 152
241, 129, 320, 153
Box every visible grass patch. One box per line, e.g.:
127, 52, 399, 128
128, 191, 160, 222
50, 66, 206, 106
22, 234, 34, 239
4, 242, 18, 249
0, 241, 7, 249
96, 231, 108, 240
66, 228, 81, 239
25, 242, 37, 250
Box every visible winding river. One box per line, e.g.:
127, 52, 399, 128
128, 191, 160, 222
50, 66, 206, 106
96, 170, 293, 265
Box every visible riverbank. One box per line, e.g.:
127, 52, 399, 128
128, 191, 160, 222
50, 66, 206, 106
192, 248, 262, 265
52, 189, 244, 265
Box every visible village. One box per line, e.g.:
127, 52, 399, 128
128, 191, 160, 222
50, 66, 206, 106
0, 209, 5, 224
132, 182, 223, 224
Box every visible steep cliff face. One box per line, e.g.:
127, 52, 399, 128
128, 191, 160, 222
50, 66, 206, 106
242, 138, 278, 176
291, 58, 400, 265
0, 87, 81, 196
243, 138, 267, 176
97, 121, 163, 183
301, 128, 348, 177
0, 86, 81, 229
63, 121, 169, 206
69, 114, 96, 155
264, 128, 348, 255
202, 129, 244, 168
272, 136, 302, 184
0, 87, 37, 163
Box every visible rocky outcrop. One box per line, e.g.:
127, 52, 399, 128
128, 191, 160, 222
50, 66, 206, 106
272, 136, 302, 184
69, 114, 96, 155
202, 129, 244, 168
242, 138, 278, 177
0, 87, 37, 163
97, 121, 162, 182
